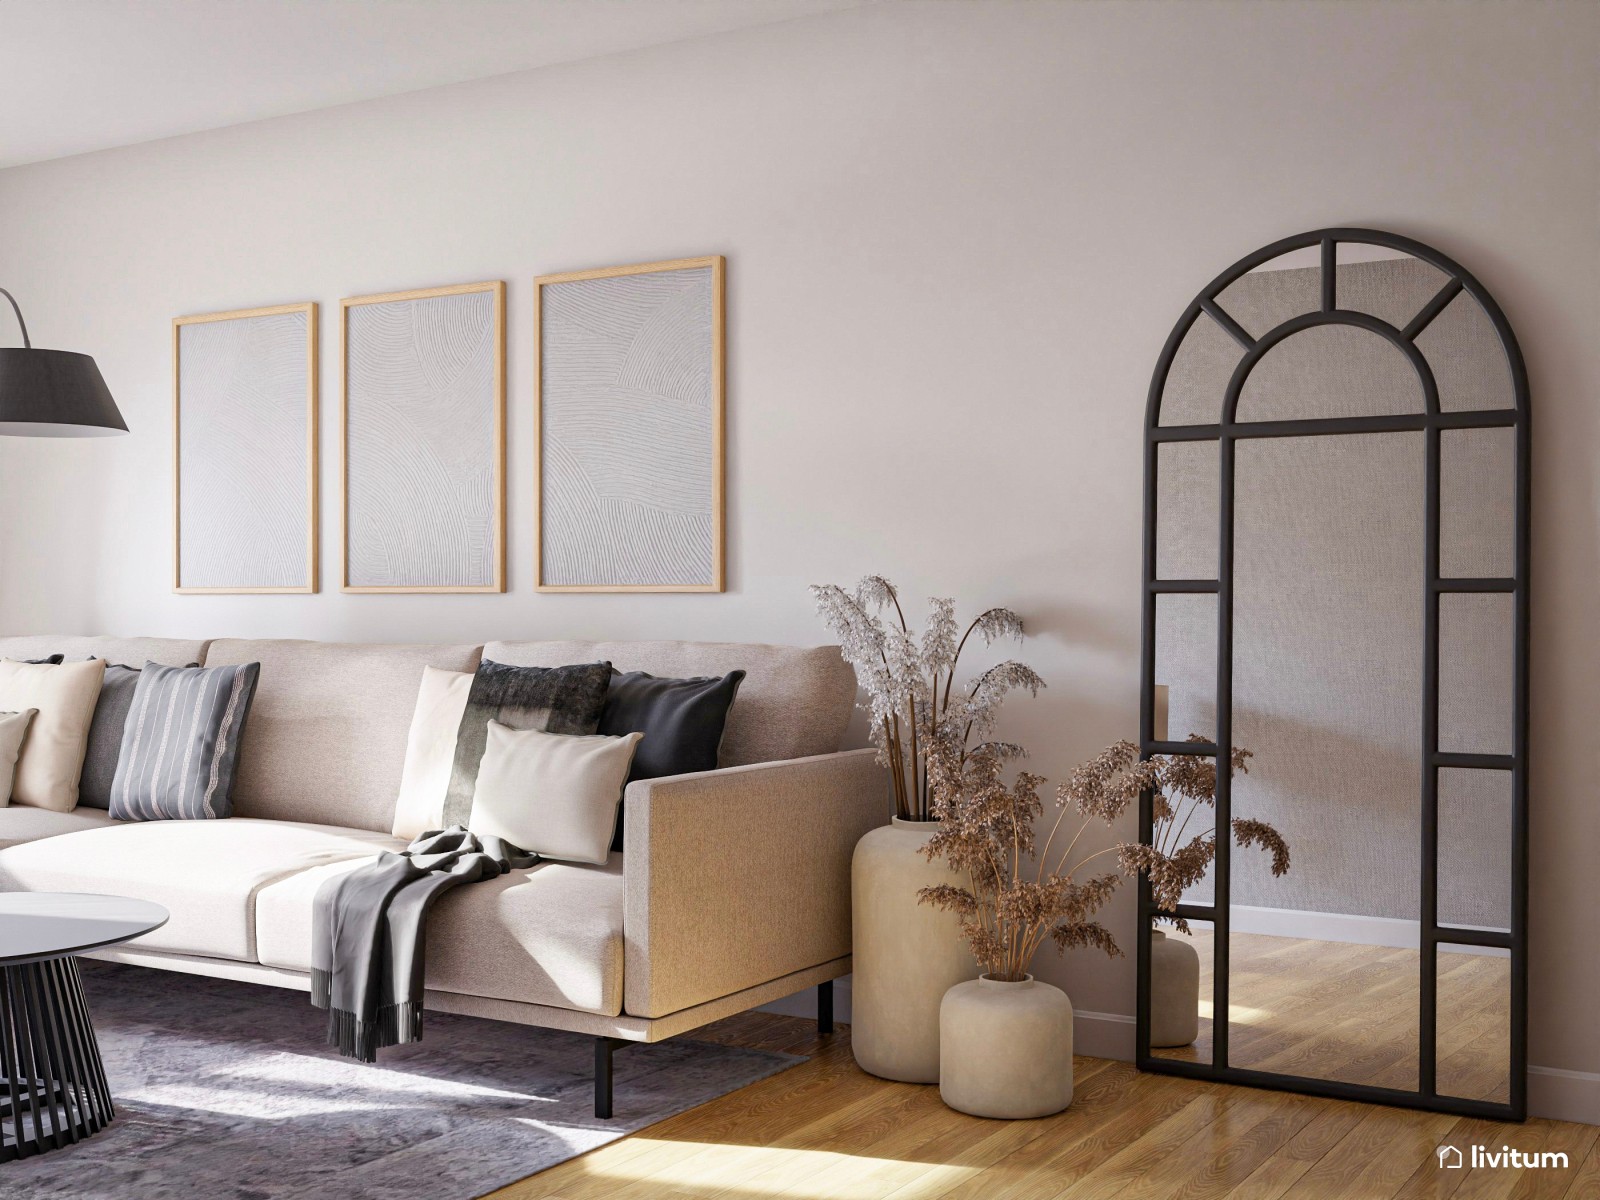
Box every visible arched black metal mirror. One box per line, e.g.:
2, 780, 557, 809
1137, 228, 1529, 1120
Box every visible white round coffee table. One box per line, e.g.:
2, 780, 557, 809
0, 892, 167, 1162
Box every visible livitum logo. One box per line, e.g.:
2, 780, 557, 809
1437, 1144, 1569, 1169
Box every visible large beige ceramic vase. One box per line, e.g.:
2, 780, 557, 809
851, 817, 978, 1082
1149, 927, 1200, 1047
939, 975, 1075, 1118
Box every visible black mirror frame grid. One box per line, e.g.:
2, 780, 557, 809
1138, 228, 1530, 1120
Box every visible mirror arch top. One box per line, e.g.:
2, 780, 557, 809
1146, 228, 1529, 432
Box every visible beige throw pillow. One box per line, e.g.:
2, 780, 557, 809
470, 722, 642, 865
0, 659, 106, 811
391, 666, 473, 841
0, 708, 39, 805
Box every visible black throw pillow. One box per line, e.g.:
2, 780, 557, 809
21, 656, 63, 665
599, 670, 745, 851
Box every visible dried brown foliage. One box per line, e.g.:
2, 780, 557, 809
917, 733, 1126, 980
1062, 734, 1291, 931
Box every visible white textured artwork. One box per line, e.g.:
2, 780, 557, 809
344, 287, 500, 590
177, 308, 312, 591
539, 263, 721, 590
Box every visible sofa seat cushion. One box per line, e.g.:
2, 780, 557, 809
256, 852, 625, 1016
0, 806, 120, 850
0, 819, 404, 960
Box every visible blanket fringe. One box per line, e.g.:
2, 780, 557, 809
322, 1001, 423, 1062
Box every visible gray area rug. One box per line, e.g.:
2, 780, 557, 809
6, 961, 801, 1199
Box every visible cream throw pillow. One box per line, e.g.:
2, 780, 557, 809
0, 659, 105, 811
0, 709, 39, 805
470, 722, 642, 865
391, 666, 473, 840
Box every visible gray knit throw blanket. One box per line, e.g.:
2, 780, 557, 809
310, 826, 538, 1061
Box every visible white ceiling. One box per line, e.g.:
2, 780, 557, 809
0, 0, 863, 170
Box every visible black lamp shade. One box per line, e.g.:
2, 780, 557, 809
0, 346, 128, 437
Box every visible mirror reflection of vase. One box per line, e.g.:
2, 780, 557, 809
1150, 928, 1199, 1048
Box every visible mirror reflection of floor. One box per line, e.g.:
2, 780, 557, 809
1150, 928, 1509, 1104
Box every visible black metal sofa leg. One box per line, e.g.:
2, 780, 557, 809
596, 986, 834, 1119
595, 1036, 624, 1119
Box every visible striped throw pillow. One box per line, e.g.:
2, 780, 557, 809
108, 661, 261, 821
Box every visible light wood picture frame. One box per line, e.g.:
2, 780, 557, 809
172, 302, 319, 594
535, 255, 725, 593
340, 281, 506, 593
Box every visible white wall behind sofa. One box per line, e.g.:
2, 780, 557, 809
1, 0, 1597, 1117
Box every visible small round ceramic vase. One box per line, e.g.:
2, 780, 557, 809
938, 974, 1075, 1119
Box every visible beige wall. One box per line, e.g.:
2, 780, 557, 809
0, 1, 1596, 1115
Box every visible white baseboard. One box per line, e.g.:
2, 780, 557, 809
1074, 1009, 1136, 1060
1227, 904, 1509, 957
757, 977, 1137, 1062
1530, 1066, 1600, 1124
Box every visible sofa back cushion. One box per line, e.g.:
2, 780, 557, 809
0, 658, 105, 811
202, 639, 483, 832
482, 640, 854, 768
0, 635, 210, 669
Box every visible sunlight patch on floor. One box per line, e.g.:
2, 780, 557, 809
577, 1140, 983, 1196
1197, 1001, 1273, 1023
142, 1052, 561, 1118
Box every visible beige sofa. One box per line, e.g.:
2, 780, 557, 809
0, 634, 887, 1116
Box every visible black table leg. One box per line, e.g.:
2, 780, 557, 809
1, 957, 114, 1161
817, 980, 834, 1035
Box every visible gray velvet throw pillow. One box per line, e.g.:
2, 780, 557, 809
108, 661, 260, 821
79, 663, 140, 809
80, 661, 200, 809
442, 659, 613, 829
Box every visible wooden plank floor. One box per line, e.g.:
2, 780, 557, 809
488, 1013, 1594, 1200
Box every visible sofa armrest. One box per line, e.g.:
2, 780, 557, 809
622, 748, 888, 1019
